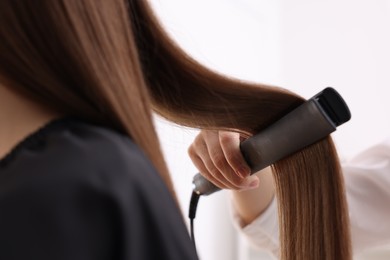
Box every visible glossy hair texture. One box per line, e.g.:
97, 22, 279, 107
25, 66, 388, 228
0, 0, 351, 259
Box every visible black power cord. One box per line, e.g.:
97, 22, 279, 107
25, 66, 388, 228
188, 191, 200, 251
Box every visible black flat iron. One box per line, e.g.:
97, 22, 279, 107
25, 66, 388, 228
188, 87, 351, 249
192, 87, 351, 195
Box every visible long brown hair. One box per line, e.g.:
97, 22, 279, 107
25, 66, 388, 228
0, 0, 351, 259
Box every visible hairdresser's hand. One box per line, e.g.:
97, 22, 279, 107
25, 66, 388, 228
188, 130, 259, 190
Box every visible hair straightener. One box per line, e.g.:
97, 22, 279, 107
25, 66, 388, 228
188, 87, 351, 248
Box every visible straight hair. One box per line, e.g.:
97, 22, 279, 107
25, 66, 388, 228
0, 1, 351, 259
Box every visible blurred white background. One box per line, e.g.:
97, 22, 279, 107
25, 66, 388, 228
149, 0, 390, 259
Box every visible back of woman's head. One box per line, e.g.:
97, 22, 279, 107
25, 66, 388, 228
0, 1, 351, 259
0, 0, 174, 192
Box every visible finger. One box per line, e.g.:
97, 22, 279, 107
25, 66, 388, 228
219, 131, 251, 178
193, 136, 240, 189
196, 149, 259, 191
188, 146, 229, 189
203, 131, 245, 189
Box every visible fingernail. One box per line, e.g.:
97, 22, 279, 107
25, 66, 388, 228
249, 179, 259, 188
241, 176, 259, 189
238, 180, 259, 192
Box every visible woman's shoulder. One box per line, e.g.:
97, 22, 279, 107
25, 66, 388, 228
0, 118, 166, 198
0, 118, 198, 260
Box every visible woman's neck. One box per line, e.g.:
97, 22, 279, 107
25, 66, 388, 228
0, 84, 60, 159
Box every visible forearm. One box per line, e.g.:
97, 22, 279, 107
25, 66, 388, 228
231, 167, 275, 226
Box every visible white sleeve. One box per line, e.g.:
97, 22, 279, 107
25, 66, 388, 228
231, 138, 390, 256
343, 138, 390, 253
230, 195, 280, 258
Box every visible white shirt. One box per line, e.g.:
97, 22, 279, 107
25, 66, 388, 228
232, 139, 390, 258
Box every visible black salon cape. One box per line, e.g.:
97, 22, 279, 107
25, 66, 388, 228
0, 118, 198, 260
